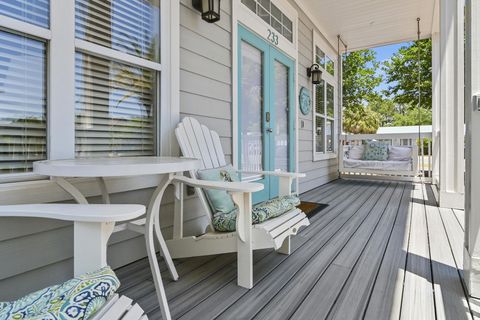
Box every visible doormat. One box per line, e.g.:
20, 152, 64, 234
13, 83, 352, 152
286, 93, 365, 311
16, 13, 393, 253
297, 202, 329, 218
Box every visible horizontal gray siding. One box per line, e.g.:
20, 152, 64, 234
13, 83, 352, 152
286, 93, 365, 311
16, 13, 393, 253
290, 2, 340, 193
179, 0, 233, 164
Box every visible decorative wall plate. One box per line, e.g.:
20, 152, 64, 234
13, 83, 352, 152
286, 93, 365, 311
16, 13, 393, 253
299, 86, 311, 115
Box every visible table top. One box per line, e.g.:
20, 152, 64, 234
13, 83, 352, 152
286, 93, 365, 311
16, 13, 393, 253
33, 156, 201, 177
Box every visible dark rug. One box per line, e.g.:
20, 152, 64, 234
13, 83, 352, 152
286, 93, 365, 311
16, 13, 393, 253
297, 201, 329, 218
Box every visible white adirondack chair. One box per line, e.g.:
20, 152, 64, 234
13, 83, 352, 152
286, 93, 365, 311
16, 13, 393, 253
0, 204, 148, 320
167, 117, 310, 288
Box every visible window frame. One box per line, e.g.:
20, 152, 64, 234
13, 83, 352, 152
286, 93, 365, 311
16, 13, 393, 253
312, 31, 338, 161
0, 0, 179, 184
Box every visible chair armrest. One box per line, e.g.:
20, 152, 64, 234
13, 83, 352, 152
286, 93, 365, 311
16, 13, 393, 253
238, 170, 306, 179
172, 176, 264, 193
0, 204, 146, 223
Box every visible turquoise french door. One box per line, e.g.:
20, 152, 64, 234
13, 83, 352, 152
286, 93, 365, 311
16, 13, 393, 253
238, 25, 295, 204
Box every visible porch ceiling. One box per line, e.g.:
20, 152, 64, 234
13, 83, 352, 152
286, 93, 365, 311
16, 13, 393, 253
299, 0, 437, 51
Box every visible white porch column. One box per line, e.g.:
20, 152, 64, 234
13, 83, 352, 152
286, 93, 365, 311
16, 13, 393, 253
464, 0, 480, 299
431, 32, 440, 186
438, 0, 465, 209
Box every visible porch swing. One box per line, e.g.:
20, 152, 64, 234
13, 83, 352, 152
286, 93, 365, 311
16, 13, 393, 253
339, 19, 424, 180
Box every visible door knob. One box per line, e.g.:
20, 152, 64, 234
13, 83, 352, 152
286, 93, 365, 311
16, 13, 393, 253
266, 128, 273, 133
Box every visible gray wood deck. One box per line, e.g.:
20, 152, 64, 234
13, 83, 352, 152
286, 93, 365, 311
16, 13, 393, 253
116, 179, 474, 319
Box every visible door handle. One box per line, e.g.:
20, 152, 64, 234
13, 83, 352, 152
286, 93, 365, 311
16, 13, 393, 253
266, 128, 273, 133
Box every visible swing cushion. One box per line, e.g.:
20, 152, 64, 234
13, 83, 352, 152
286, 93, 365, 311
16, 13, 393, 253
363, 140, 389, 161
197, 165, 241, 215
347, 145, 365, 160
388, 146, 412, 161
0, 266, 119, 320
212, 195, 301, 232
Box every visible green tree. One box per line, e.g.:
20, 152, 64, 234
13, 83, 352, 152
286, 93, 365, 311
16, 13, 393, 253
383, 39, 432, 110
342, 49, 383, 134
343, 105, 381, 134
369, 99, 398, 127
343, 50, 383, 108
392, 107, 432, 126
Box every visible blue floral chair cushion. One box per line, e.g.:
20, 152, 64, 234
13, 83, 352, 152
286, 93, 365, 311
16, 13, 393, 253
212, 195, 301, 232
197, 165, 241, 214
363, 140, 389, 161
0, 266, 119, 320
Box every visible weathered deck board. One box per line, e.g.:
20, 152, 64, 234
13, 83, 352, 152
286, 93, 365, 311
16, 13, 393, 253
400, 183, 435, 320
326, 183, 409, 319
238, 182, 388, 320
116, 179, 473, 320
290, 182, 401, 320
425, 187, 472, 319
363, 183, 413, 319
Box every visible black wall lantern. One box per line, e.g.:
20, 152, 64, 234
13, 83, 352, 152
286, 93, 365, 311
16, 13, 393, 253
192, 0, 221, 23
307, 63, 322, 85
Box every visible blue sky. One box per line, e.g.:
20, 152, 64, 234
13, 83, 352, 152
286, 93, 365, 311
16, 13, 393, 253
371, 42, 409, 94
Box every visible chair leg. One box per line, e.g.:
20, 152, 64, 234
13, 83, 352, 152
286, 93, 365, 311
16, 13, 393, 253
277, 236, 291, 255
237, 238, 253, 289
231, 191, 254, 289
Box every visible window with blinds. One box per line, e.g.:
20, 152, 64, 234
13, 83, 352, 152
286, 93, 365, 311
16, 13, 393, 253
74, 0, 160, 159
75, 0, 160, 62
314, 45, 336, 156
0, 0, 50, 28
75, 52, 156, 158
0, 30, 47, 174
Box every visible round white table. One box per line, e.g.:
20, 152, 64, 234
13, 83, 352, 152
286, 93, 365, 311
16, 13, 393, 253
33, 156, 200, 320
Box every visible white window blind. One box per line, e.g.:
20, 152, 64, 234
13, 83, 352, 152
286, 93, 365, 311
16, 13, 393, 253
75, 0, 160, 62
74, 0, 160, 159
0, 0, 50, 28
75, 52, 156, 158
0, 30, 47, 174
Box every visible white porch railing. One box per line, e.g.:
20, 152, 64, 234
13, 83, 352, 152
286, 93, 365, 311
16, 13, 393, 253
339, 132, 433, 181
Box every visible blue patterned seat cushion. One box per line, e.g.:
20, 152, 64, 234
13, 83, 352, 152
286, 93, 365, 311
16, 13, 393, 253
0, 266, 119, 320
212, 195, 301, 232
363, 140, 389, 161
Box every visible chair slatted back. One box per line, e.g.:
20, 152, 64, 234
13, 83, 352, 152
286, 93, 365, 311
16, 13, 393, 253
175, 117, 228, 225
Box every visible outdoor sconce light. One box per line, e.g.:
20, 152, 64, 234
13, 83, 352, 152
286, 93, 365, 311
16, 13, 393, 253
192, 0, 221, 23
307, 64, 322, 85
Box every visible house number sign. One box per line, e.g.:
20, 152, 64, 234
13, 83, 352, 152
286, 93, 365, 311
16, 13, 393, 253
267, 29, 279, 46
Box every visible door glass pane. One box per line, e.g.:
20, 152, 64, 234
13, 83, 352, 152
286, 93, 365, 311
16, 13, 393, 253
0, 31, 47, 174
75, 0, 160, 62
327, 83, 334, 117
274, 60, 289, 171
326, 119, 334, 152
315, 80, 325, 114
240, 41, 263, 176
315, 116, 325, 153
